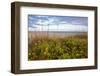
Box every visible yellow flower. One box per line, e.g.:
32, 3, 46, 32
28, 53, 31, 55
45, 47, 48, 52
44, 51, 47, 55
34, 43, 37, 45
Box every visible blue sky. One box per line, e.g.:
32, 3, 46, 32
28, 15, 88, 32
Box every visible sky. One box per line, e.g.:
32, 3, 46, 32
28, 15, 88, 32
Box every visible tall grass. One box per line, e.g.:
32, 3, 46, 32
28, 34, 88, 60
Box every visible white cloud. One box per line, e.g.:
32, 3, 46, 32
36, 16, 60, 25
29, 24, 87, 32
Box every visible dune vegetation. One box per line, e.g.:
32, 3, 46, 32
28, 33, 88, 60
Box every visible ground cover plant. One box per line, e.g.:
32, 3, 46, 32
28, 34, 88, 60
